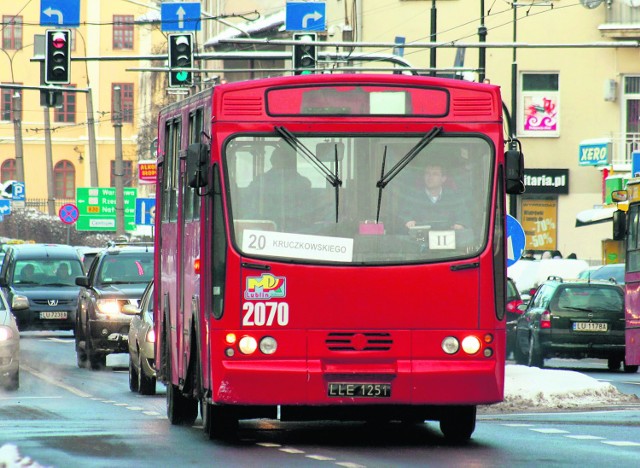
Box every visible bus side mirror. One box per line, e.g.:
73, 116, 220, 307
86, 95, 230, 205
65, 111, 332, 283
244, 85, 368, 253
613, 209, 626, 241
505, 149, 525, 195
187, 142, 210, 189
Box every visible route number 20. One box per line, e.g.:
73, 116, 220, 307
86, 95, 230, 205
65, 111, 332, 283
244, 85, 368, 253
242, 302, 289, 326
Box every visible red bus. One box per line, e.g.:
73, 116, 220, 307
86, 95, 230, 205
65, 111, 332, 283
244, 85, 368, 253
154, 74, 524, 442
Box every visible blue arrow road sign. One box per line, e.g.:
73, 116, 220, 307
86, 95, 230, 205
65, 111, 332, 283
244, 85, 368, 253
161, 2, 201, 32
506, 214, 526, 267
285, 1, 326, 31
135, 198, 156, 226
11, 182, 25, 201
40, 0, 80, 27
0, 200, 11, 216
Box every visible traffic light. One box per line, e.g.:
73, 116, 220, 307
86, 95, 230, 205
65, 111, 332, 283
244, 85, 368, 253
168, 33, 194, 87
45, 29, 71, 85
292, 33, 317, 75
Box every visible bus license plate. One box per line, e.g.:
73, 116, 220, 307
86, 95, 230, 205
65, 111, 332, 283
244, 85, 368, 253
40, 311, 68, 320
573, 322, 607, 332
327, 383, 391, 398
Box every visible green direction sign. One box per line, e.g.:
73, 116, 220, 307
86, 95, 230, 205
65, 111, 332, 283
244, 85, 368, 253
76, 187, 137, 231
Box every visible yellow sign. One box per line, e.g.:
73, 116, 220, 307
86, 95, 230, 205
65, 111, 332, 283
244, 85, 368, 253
87, 206, 100, 214
521, 199, 557, 251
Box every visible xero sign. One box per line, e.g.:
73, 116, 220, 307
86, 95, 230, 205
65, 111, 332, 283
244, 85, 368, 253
578, 139, 610, 166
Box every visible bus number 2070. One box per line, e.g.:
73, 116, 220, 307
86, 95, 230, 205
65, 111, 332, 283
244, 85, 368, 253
242, 302, 289, 326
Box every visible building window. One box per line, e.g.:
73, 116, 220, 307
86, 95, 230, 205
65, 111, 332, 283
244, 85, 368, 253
1, 159, 16, 183
54, 160, 76, 199
112, 83, 134, 123
622, 76, 640, 164
2, 15, 22, 50
519, 72, 560, 137
113, 15, 134, 50
110, 160, 134, 187
1, 87, 15, 121
54, 86, 76, 123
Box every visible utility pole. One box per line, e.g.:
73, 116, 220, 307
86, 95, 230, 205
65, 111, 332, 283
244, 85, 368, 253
510, 5, 519, 218
12, 91, 25, 183
113, 86, 125, 236
86, 87, 99, 186
478, 0, 487, 82
43, 107, 55, 216
429, 0, 437, 77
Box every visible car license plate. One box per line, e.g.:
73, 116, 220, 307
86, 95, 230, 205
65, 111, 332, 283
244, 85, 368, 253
573, 322, 607, 332
40, 311, 68, 320
327, 383, 391, 398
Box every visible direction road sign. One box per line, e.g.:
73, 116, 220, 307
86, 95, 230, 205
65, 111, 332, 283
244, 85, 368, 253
59, 203, 79, 225
76, 187, 137, 232
285, 1, 326, 31
506, 214, 526, 267
0, 200, 10, 216
161, 2, 201, 32
135, 198, 156, 226
40, 0, 80, 27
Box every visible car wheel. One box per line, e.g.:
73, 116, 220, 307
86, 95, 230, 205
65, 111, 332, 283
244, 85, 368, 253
527, 335, 544, 368
623, 362, 639, 373
86, 327, 106, 370
128, 355, 139, 392
439, 406, 476, 443
138, 353, 156, 395
2, 369, 19, 391
607, 358, 622, 371
513, 335, 527, 365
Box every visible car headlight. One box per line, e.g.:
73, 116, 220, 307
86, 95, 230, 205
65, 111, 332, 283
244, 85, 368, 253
0, 326, 14, 341
96, 299, 122, 315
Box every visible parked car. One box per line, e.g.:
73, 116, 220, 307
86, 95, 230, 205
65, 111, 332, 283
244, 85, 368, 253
513, 277, 637, 372
0, 288, 19, 391
508, 258, 590, 299
505, 277, 524, 357
122, 280, 156, 395
0, 244, 84, 332
579, 263, 625, 285
75, 243, 154, 370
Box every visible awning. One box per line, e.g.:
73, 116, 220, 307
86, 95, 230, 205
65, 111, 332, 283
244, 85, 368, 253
204, 10, 285, 48
575, 207, 616, 227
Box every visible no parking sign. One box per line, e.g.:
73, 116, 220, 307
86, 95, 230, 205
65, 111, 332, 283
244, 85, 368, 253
59, 203, 79, 225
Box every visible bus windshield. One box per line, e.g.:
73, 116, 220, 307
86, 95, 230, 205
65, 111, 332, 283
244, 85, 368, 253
226, 134, 493, 264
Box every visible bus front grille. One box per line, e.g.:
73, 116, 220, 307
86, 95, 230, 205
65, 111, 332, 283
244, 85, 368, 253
325, 332, 392, 352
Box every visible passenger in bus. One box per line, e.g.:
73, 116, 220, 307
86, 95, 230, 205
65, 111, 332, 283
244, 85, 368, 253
247, 144, 313, 231
401, 162, 471, 231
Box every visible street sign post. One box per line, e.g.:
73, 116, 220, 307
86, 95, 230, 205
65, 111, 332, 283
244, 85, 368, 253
161, 2, 201, 32
76, 187, 137, 232
40, 0, 80, 27
58, 203, 79, 225
135, 198, 156, 226
285, 1, 326, 31
506, 214, 526, 267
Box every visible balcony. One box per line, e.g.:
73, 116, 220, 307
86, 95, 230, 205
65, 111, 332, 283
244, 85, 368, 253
600, 0, 640, 39
610, 133, 640, 170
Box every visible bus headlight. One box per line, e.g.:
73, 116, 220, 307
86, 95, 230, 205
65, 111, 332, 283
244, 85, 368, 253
259, 336, 277, 355
461, 336, 481, 355
238, 336, 258, 355
441, 336, 459, 354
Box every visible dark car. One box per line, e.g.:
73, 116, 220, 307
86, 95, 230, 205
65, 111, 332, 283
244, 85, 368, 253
75, 244, 153, 369
513, 277, 637, 372
0, 244, 84, 332
579, 263, 625, 285
0, 288, 19, 391
505, 277, 524, 357
122, 280, 156, 395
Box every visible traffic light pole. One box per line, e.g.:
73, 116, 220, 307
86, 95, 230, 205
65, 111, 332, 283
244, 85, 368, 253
113, 86, 125, 237
11, 91, 25, 184
43, 107, 55, 216
86, 87, 99, 187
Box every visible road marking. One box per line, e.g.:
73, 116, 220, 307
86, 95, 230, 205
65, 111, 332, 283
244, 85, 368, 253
306, 455, 336, 461
143, 411, 162, 416
46, 338, 75, 343
601, 441, 640, 446
565, 435, 605, 440
22, 364, 92, 398
257, 443, 281, 448
279, 448, 305, 454
530, 428, 570, 434
502, 423, 534, 427
621, 381, 640, 386
335, 463, 366, 468
0, 396, 62, 401
113, 403, 129, 406
125, 406, 145, 411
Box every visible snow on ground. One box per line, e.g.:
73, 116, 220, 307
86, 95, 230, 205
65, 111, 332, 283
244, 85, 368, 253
1, 365, 638, 466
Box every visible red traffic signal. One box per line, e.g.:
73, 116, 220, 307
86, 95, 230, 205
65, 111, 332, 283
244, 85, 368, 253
45, 29, 71, 85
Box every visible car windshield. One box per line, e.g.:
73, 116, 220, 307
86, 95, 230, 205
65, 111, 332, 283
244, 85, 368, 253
14, 259, 84, 287
225, 134, 493, 264
98, 253, 153, 285
554, 286, 623, 312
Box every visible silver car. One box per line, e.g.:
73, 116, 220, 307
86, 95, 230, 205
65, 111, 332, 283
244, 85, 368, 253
122, 281, 156, 395
0, 289, 19, 391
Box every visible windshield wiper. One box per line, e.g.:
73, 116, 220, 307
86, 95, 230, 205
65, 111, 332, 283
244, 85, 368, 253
275, 126, 343, 222
374, 127, 443, 223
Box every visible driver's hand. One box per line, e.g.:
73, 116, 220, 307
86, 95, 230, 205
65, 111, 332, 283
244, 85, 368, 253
405, 220, 416, 228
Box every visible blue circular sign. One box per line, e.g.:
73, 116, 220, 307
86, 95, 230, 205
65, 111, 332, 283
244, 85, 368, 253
506, 214, 526, 267
59, 203, 79, 225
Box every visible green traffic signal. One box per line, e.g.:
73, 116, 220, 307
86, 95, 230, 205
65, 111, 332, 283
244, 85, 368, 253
168, 33, 194, 87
